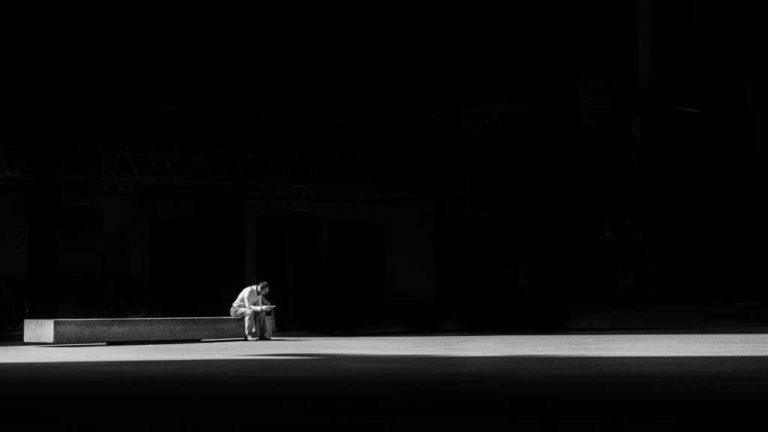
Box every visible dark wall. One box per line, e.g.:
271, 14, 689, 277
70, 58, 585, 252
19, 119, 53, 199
328, 220, 386, 333
251, 213, 324, 331
244, 202, 432, 334
648, 1, 763, 305
148, 196, 244, 317
3, 2, 764, 332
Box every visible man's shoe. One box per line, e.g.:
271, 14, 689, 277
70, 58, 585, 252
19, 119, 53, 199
246, 335, 259, 341
258, 336, 271, 341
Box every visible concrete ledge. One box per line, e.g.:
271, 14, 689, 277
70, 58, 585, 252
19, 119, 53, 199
24, 317, 245, 344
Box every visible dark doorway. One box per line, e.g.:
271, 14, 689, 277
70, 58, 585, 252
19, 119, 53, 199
149, 218, 213, 316
57, 203, 104, 317
198, 195, 245, 314
328, 220, 386, 333
253, 212, 323, 331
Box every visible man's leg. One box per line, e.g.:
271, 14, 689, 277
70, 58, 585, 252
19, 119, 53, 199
256, 310, 269, 339
263, 314, 275, 340
230, 307, 256, 338
245, 310, 257, 336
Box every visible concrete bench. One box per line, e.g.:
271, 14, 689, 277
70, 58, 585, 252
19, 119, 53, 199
23, 317, 250, 344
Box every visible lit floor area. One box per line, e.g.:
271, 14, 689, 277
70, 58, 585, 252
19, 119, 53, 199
7, 333, 768, 361
3, 334, 768, 431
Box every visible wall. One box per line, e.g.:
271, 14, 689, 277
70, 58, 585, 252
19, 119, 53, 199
0, 192, 28, 278
0, 192, 28, 303
244, 199, 436, 332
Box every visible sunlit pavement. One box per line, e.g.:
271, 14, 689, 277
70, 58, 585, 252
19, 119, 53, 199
6, 333, 768, 362
3, 334, 768, 431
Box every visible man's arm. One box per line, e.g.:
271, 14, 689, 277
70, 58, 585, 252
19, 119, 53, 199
244, 287, 257, 310
244, 287, 264, 312
243, 286, 275, 312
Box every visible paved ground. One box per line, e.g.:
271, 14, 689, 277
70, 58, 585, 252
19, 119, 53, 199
2, 333, 768, 431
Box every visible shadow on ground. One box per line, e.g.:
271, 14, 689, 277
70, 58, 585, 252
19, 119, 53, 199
29, 337, 305, 348
2, 353, 768, 431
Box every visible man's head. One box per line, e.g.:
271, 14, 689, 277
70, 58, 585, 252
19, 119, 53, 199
256, 281, 270, 295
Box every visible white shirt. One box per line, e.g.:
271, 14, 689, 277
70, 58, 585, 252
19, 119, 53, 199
232, 286, 263, 309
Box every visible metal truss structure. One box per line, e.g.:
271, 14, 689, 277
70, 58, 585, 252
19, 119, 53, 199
1, 145, 423, 202
1, 104, 526, 205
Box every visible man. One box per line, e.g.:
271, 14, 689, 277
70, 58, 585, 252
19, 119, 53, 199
230, 281, 276, 340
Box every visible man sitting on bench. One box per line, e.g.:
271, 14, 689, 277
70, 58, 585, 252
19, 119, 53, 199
230, 281, 276, 341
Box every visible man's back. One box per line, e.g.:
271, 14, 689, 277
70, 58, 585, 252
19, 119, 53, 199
232, 286, 260, 308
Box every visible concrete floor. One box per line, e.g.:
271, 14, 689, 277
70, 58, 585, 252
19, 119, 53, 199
3, 333, 768, 431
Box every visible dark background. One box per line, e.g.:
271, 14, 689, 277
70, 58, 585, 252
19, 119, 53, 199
1, 2, 764, 335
